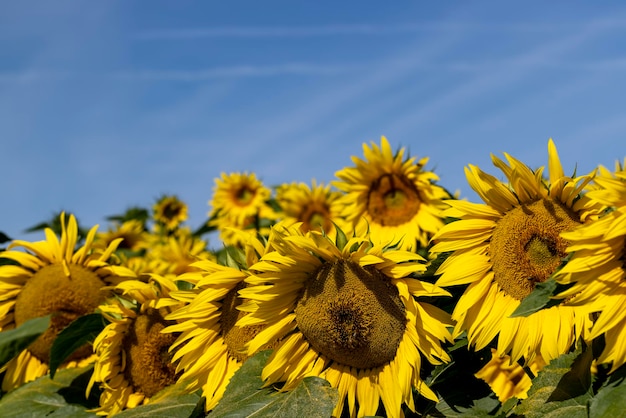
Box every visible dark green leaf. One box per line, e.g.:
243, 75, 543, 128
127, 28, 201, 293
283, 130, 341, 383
115, 248, 146, 259
193, 219, 217, 237
0, 366, 96, 417
546, 344, 593, 402
24, 212, 88, 244
50, 314, 107, 379
251, 217, 274, 230
188, 396, 207, 418
421, 251, 451, 279
422, 343, 492, 416
210, 350, 338, 418
209, 350, 274, 417
114, 383, 202, 418
265, 198, 282, 213
0, 257, 19, 266
0, 315, 50, 368
0, 231, 11, 244
24, 221, 52, 233
513, 346, 593, 418
428, 395, 500, 418
106, 207, 149, 225
509, 278, 562, 317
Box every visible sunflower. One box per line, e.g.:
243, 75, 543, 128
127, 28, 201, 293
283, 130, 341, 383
153, 195, 188, 231
94, 219, 148, 252
475, 349, 545, 403
0, 213, 136, 391
333, 136, 450, 251
555, 166, 626, 371
146, 227, 213, 276
430, 139, 605, 366
237, 221, 453, 418
209, 172, 278, 247
275, 180, 344, 236
163, 234, 275, 411
88, 275, 181, 415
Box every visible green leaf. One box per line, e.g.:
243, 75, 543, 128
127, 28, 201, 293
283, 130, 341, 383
0, 257, 19, 266
509, 278, 561, 317
334, 223, 348, 251
421, 251, 451, 278
24, 212, 88, 243
209, 350, 274, 417
0, 366, 97, 417
113, 383, 202, 418
176, 279, 195, 291
589, 384, 626, 418
210, 350, 338, 418
265, 197, 283, 213
430, 395, 500, 418
49, 314, 107, 379
193, 220, 216, 237
106, 206, 149, 225
249, 377, 338, 418
0, 231, 11, 244
513, 346, 593, 418
0, 315, 51, 368
422, 342, 492, 415
218, 245, 247, 270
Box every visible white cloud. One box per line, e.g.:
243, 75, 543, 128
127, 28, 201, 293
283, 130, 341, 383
110, 63, 356, 81
132, 20, 622, 41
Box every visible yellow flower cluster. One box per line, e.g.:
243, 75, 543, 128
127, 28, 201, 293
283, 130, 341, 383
0, 137, 624, 417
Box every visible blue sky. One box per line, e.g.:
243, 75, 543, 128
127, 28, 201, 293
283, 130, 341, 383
1, 1, 625, 244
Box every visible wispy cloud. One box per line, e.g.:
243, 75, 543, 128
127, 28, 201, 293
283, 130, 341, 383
110, 63, 356, 81
0, 70, 74, 83
384, 19, 622, 138
133, 21, 614, 41
6, 58, 626, 85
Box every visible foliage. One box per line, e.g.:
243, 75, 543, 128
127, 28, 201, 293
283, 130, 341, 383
0, 366, 99, 417
2, 144, 626, 417
0, 316, 50, 368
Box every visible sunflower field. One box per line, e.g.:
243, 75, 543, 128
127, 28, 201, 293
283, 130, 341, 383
1, 136, 625, 417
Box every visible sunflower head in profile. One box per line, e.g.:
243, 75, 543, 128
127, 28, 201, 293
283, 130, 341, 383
333, 136, 450, 251
153, 195, 188, 232
163, 234, 276, 412
237, 221, 453, 418
208, 172, 278, 247
275, 180, 344, 236
430, 139, 605, 366
88, 275, 181, 416
0, 213, 137, 391
94, 219, 148, 252
555, 164, 626, 371
146, 227, 213, 276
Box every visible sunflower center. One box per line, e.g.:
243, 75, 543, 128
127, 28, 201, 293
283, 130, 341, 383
300, 205, 332, 233
490, 198, 581, 300
162, 202, 182, 220
13, 263, 106, 363
235, 187, 255, 206
295, 259, 406, 369
122, 308, 178, 398
221, 282, 276, 363
367, 174, 421, 226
